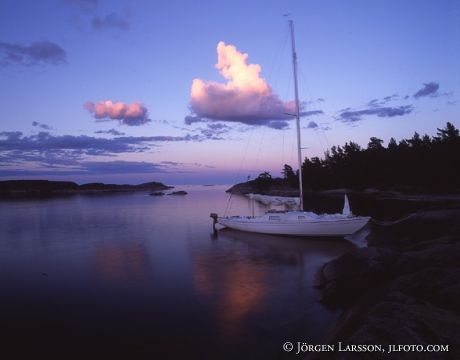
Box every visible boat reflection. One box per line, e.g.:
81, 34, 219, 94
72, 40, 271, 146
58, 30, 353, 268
217, 228, 356, 262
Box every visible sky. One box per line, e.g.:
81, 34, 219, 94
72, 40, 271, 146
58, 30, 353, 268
1, 0, 459, 185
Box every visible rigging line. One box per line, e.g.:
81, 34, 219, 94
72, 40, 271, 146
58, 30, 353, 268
267, 25, 291, 94
291, 125, 297, 168
266, 24, 291, 171
322, 128, 331, 153
281, 126, 285, 167
224, 125, 255, 217
238, 125, 255, 179
224, 192, 233, 217
318, 121, 332, 157
253, 125, 267, 173
296, 65, 332, 159
272, 28, 295, 171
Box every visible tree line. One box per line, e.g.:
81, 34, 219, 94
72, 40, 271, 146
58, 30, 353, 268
276, 122, 459, 192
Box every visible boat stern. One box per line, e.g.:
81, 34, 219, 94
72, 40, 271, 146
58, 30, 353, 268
210, 212, 219, 231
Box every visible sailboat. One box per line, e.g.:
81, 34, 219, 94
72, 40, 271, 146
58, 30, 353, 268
210, 20, 370, 237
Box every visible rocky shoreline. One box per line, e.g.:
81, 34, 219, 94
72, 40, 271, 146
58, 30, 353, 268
309, 205, 460, 359
0, 180, 172, 198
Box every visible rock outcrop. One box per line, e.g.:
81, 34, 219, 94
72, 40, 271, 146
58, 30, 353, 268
311, 205, 460, 359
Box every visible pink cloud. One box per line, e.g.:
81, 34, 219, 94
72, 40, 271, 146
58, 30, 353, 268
189, 42, 295, 128
84, 100, 150, 126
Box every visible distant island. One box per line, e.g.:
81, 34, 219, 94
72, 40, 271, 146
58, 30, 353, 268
0, 180, 173, 199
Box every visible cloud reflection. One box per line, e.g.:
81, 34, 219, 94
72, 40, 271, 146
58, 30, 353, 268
192, 251, 268, 337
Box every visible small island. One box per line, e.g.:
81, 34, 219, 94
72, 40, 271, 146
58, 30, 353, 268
168, 190, 188, 196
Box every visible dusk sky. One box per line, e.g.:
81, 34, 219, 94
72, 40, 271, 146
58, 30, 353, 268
1, 0, 459, 185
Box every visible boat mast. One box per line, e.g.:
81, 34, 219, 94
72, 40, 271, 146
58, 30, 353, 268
289, 20, 304, 211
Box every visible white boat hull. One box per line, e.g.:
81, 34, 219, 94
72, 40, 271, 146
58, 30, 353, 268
217, 212, 370, 237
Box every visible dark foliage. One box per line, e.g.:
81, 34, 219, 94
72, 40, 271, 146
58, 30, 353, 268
296, 122, 460, 192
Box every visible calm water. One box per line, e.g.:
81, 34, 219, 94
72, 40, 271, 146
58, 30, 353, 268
0, 185, 356, 359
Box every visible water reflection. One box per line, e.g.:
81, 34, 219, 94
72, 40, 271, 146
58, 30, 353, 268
92, 242, 151, 283
218, 229, 355, 266
191, 229, 356, 340
193, 249, 268, 337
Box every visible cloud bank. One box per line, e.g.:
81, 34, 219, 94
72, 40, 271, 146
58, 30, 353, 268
337, 105, 414, 123
0, 130, 200, 161
85, 100, 151, 126
32, 121, 52, 130
0, 41, 66, 67
189, 42, 297, 129
0, 129, 215, 181
307, 121, 318, 129
413, 82, 440, 98
0, 130, 205, 180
